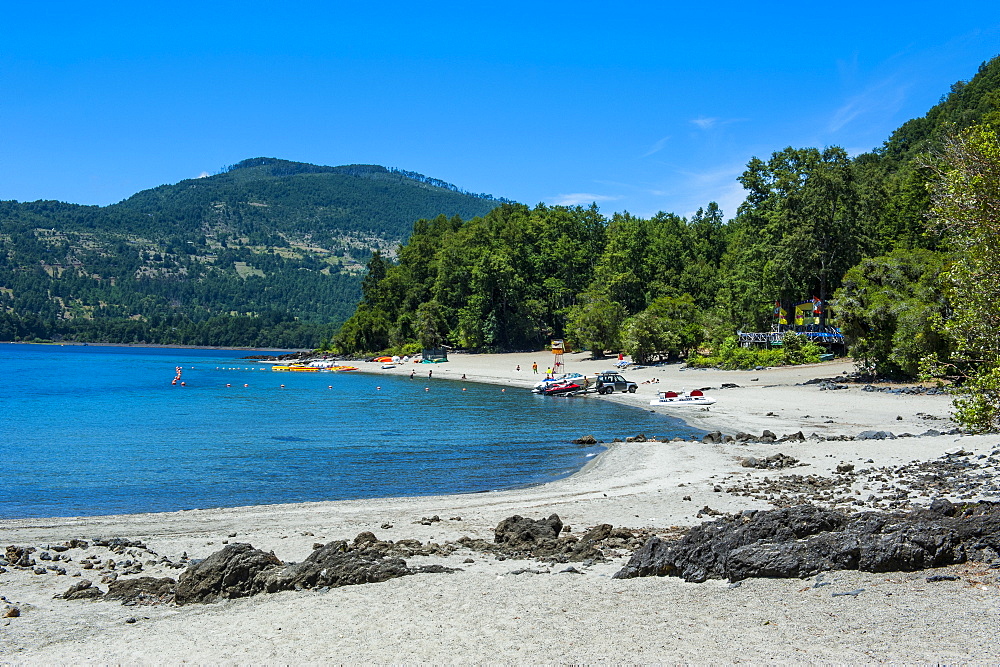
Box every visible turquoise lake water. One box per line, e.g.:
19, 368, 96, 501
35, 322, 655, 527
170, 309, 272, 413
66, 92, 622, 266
0, 344, 705, 519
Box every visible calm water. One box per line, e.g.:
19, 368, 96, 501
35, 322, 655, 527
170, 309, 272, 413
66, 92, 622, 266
0, 344, 704, 518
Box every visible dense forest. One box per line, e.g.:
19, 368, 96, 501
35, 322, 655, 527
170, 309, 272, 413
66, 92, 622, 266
335, 56, 1000, 428
0, 159, 504, 346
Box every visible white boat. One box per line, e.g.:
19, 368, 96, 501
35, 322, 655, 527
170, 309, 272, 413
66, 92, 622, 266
649, 389, 716, 406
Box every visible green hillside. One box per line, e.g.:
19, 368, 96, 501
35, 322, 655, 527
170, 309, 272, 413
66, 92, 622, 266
0, 158, 504, 346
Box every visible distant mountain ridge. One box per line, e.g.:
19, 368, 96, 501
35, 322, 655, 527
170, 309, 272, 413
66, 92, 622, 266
0, 158, 506, 346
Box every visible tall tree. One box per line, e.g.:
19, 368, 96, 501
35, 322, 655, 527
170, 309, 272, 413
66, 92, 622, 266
720, 146, 862, 329
929, 125, 1000, 430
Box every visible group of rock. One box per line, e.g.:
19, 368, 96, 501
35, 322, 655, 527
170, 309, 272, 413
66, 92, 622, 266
861, 384, 947, 395
615, 498, 1000, 583
799, 375, 947, 396
5, 515, 651, 608
720, 448, 1000, 512
1, 538, 189, 580
575, 426, 964, 449
571, 434, 708, 445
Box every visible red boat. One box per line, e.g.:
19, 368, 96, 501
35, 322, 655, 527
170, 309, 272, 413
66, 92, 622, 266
541, 381, 583, 396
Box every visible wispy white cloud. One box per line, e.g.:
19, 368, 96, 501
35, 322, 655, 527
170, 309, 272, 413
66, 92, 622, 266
552, 193, 621, 206
197, 171, 211, 178
828, 77, 909, 133
690, 116, 748, 131
623, 162, 748, 219
641, 136, 671, 157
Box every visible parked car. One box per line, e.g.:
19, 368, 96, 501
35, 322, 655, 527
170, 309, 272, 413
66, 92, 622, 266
595, 371, 637, 394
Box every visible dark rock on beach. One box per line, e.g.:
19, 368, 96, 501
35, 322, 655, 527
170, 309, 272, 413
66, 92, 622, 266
6, 546, 35, 568
106, 577, 177, 605
856, 430, 897, 440
614, 500, 1000, 583
175, 543, 283, 604
741, 453, 800, 469
256, 540, 415, 594
495, 514, 563, 548
174, 535, 458, 605
484, 514, 645, 562
60, 580, 105, 600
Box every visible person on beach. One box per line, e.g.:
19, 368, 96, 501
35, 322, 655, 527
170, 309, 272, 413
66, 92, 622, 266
532, 362, 538, 374
516, 364, 520, 371
428, 369, 433, 379
461, 373, 466, 380
409, 370, 414, 379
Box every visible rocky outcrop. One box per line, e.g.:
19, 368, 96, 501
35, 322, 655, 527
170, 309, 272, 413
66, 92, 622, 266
174, 536, 457, 605
175, 543, 282, 604
256, 540, 413, 593
60, 580, 105, 600
615, 500, 1000, 583
495, 514, 563, 548
484, 514, 638, 562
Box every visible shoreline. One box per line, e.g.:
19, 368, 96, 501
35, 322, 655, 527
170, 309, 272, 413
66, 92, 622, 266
4, 350, 985, 530
4, 352, 1000, 662
344, 350, 959, 441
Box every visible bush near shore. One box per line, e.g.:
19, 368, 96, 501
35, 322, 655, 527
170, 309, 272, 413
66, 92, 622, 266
686, 333, 824, 370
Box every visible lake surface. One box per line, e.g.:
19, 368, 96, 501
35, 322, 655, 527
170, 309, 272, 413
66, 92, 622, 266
0, 344, 705, 519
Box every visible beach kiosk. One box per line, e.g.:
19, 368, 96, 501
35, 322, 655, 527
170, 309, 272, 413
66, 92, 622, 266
421, 347, 448, 363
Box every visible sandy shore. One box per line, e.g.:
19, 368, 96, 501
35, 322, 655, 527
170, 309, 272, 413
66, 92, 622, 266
3, 352, 999, 663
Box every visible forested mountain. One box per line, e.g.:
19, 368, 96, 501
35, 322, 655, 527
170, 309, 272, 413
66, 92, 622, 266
0, 158, 504, 346
338, 55, 1000, 387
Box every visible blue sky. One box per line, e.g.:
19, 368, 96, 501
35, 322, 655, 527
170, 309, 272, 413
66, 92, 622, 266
3, 2, 998, 220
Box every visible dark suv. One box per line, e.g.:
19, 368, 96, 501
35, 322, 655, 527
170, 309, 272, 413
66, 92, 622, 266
595, 371, 638, 394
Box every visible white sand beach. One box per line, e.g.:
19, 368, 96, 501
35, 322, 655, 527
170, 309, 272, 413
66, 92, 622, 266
3, 353, 999, 663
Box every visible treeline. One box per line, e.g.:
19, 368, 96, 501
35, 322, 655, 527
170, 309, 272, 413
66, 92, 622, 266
334, 55, 1000, 386
0, 310, 331, 348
